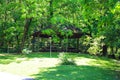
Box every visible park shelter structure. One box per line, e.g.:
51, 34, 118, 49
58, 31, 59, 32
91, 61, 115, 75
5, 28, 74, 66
32, 26, 85, 52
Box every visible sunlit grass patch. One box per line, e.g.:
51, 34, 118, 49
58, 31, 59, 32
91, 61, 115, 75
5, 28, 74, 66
0, 53, 28, 64
0, 53, 60, 76
76, 53, 120, 67
0, 52, 59, 64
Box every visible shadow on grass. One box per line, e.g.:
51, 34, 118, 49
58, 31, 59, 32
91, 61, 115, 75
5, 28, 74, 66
0, 53, 23, 64
0, 52, 93, 64
0, 52, 119, 69
33, 65, 119, 80
0, 52, 59, 64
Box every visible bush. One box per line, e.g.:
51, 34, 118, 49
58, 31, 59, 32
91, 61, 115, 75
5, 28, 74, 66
58, 52, 76, 65
87, 36, 104, 55
115, 53, 120, 59
22, 48, 32, 54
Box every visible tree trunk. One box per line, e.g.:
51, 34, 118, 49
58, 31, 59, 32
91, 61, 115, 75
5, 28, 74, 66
16, 34, 20, 53
111, 46, 114, 54
20, 18, 32, 53
109, 46, 115, 59
76, 38, 79, 52
47, 0, 53, 25
49, 0, 53, 19
59, 39, 62, 52
32, 36, 35, 52
115, 47, 118, 54
102, 45, 107, 56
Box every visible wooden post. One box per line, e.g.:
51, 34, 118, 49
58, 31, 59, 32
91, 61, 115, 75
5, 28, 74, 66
60, 39, 62, 52
66, 36, 68, 52
76, 38, 79, 52
49, 37, 52, 57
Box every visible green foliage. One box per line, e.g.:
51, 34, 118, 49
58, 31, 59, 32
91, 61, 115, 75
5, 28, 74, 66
58, 52, 76, 65
0, 0, 120, 58
87, 36, 105, 55
42, 29, 55, 35
115, 53, 120, 59
50, 15, 66, 24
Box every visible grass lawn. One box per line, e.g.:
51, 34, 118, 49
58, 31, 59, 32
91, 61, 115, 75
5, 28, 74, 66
0, 52, 120, 80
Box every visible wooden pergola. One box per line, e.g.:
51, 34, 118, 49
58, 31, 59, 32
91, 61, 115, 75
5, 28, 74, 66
32, 26, 85, 52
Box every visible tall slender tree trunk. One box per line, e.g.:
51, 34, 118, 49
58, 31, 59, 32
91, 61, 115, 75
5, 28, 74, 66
102, 45, 107, 56
49, 0, 53, 20
111, 46, 116, 58
111, 46, 114, 54
76, 38, 79, 52
115, 47, 118, 54
32, 36, 36, 52
19, 18, 32, 53
16, 34, 20, 53
47, 0, 53, 26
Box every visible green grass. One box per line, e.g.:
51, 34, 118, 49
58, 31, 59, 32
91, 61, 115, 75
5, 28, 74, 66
0, 52, 120, 80
34, 65, 119, 80
0, 52, 59, 64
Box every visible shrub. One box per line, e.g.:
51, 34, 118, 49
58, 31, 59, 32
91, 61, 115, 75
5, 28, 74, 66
58, 52, 76, 65
22, 48, 32, 54
115, 53, 120, 59
87, 36, 104, 55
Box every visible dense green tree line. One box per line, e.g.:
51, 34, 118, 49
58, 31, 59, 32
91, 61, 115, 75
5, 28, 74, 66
0, 0, 120, 58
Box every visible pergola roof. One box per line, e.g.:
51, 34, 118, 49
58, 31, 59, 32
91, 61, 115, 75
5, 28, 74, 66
32, 31, 84, 38
32, 25, 85, 38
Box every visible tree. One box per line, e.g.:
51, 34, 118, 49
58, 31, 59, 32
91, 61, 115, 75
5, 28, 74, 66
0, 0, 119, 58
